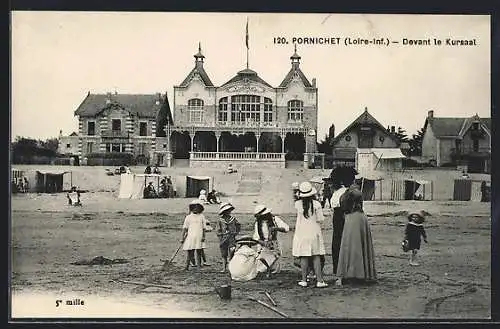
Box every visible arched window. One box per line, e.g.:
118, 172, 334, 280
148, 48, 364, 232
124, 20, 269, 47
218, 97, 228, 122
264, 97, 273, 122
188, 98, 204, 123
288, 100, 304, 122
231, 95, 260, 123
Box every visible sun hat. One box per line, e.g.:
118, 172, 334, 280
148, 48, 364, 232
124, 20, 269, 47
200, 189, 206, 195
408, 211, 426, 223
189, 199, 204, 212
298, 181, 317, 198
218, 202, 235, 215
254, 204, 272, 216
291, 182, 299, 189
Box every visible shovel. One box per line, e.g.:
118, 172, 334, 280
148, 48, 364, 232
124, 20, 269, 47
162, 241, 183, 271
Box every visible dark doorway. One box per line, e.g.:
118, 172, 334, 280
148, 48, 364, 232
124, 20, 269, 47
186, 176, 210, 198
284, 133, 305, 160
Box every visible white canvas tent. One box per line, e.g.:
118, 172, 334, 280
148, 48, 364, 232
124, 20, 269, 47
118, 174, 163, 199
356, 148, 406, 173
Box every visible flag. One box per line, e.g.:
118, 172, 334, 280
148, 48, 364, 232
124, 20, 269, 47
245, 18, 249, 49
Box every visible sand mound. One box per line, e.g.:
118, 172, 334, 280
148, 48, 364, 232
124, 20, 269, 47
71, 256, 129, 266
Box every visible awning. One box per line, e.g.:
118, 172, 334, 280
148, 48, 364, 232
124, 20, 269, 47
187, 176, 212, 180
309, 176, 327, 184
371, 149, 406, 159
36, 170, 70, 175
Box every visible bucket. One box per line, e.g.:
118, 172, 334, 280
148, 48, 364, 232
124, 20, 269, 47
216, 284, 232, 300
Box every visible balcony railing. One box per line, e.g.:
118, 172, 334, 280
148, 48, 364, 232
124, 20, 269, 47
451, 147, 491, 156
190, 152, 285, 161
102, 130, 130, 138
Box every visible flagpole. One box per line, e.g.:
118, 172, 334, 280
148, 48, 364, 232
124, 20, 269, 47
246, 17, 249, 69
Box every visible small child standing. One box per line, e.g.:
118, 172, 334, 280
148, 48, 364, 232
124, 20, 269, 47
181, 200, 207, 270
217, 202, 241, 273
192, 217, 212, 267
403, 211, 428, 266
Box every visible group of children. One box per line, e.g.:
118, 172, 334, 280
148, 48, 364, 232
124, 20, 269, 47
180, 181, 430, 279
180, 199, 241, 272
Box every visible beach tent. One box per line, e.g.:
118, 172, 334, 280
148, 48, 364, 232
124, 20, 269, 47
390, 179, 433, 201
118, 173, 163, 199
35, 170, 72, 193
174, 175, 214, 198
355, 172, 383, 201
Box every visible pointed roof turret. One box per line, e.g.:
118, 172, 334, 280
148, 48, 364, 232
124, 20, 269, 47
290, 43, 301, 67
194, 42, 205, 61
279, 44, 313, 88
178, 43, 214, 87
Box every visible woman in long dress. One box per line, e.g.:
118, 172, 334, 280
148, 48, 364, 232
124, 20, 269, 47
335, 187, 377, 286
292, 182, 328, 288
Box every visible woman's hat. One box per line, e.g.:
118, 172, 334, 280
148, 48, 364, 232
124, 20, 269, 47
200, 189, 206, 195
254, 204, 272, 216
298, 181, 317, 198
218, 202, 235, 215
291, 182, 299, 189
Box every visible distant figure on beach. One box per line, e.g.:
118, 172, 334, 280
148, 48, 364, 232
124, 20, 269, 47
226, 164, 237, 174
67, 186, 82, 206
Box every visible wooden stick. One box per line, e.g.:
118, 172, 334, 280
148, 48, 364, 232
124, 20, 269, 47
248, 297, 288, 318
162, 242, 183, 270
114, 279, 172, 290
264, 291, 277, 306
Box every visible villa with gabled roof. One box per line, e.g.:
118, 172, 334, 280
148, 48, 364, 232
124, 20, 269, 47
421, 110, 491, 173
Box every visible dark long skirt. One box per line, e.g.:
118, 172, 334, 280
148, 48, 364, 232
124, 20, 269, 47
331, 207, 345, 274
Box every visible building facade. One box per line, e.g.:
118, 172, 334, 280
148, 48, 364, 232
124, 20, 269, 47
67, 92, 172, 165
330, 108, 401, 167
421, 110, 491, 173
57, 131, 79, 157
166, 44, 319, 169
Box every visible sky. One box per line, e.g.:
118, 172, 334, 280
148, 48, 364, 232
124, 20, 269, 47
11, 12, 490, 141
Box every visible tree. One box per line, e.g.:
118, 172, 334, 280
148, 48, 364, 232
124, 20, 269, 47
409, 127, 425, 156
317, 124, 335, 154
394, 126, 409, 143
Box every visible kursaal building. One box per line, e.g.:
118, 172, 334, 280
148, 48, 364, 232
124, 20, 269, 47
66, 30, 319, 168
166, 42, 319, 169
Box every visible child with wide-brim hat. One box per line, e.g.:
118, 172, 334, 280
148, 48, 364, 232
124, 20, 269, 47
216, 202, 241, 273
403, 210, 428, 266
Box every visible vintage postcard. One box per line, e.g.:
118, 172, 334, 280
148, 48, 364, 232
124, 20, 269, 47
10, 12, 491, 319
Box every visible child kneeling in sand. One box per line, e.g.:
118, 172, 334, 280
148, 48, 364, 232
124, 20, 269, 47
181, 200, 207, 270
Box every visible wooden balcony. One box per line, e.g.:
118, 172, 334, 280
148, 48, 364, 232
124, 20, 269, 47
451, 147, 491, 159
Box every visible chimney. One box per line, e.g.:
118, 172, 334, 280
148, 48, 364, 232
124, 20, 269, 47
312, 78, 316, 88
391, 126, 395, 133
428, 110, 434, 118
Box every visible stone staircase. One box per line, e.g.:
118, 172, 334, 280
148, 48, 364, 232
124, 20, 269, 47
235, 171, 262, 195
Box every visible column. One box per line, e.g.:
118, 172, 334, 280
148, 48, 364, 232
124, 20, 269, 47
215, 131, 221, 159
280, 129, 286, 154
256, 133, 260, 153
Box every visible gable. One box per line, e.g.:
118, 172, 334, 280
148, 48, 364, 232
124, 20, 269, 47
178, 66, 214, 88
332, 110, 398, 146
279, 68, 312, 88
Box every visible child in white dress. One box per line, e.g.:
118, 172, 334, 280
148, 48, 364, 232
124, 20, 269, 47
181, 199, 207, 270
